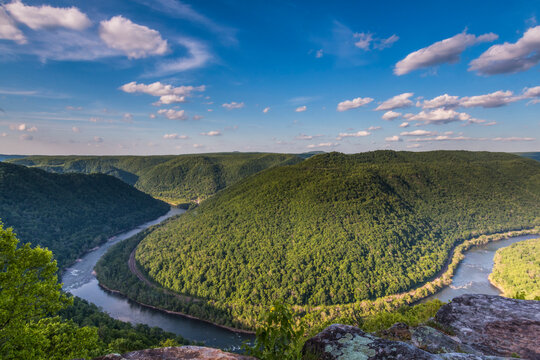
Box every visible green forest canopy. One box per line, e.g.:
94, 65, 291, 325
133, 151, 540, 316
489, 238, 540, 300
0, 161, 169, 269
8, 153, 304, 204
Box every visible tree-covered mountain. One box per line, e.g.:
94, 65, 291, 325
0, 161, 169, 268
8, 153, 304, 204
127, 151, 539, 325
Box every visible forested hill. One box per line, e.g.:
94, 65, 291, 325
8, 153, 303, 204
134, 151, 540, 312
0, 162, 169, 268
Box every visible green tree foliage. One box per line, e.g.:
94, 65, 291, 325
120, 151, 539, 327
489, 238, 540, 300
0, 224, 100, 360
0, 161, 169, 268
245, 300, 304, 360
8, 153, 304, 204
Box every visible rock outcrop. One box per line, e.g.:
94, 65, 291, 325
93, 346, 256, 360
435, 294, 540, 359
302, 294, 539, 360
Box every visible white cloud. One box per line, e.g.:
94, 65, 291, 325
337, 130, 370, 140
99, 16, 168, 59
419, 94, 461, 109
394, 31, 498, 75
375, 93, 414, 111
193, 143, 204, 148
295, 105, 307, 112
385, 135, 402, 142
407, 108, 479, 125
492, 136, 534, 141
315, 49, 323, 58
523, 86, 540, 98
93, 136, 103, 143
5, 1, 91, 30
10, 123, 36, 132
1, 132, 7, 137
407, 135, 476, 142
336, 96, 373, 111
149, 114, 156, 119
66, 106, 83, 111
163, 133, 188, 140
367, 126, 381, 131
354, 32, 398, 50
295, 134, 321, 140
0, 8, 26, 44
469, 26, 540, 75
222, 102, 244, 110
26, 126, 37, 132
120, 81, 204, 105
123, 113, 133, 123
400, 129, 436, 136
381, 110, 402, 120
19, 133, 32, 141
193, 115, 203, 120
460, 90, 518, 108
72, 126, 80, 133
399, 121, 410, 128
354, 32, 373, 50
157, 109, 187, 120
406, 144, 421, 149
263, 107, 270, 113
153, 38, 211, 75
201, 130, 221, 136
307, 142, 338, 148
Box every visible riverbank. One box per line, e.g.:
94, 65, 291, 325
97, 224, 540, 331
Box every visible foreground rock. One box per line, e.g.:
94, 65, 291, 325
436, 294, 540, 359
302, 294, 539, 359
93, 346, 256, 360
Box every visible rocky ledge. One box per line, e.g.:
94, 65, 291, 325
93, 345, 256, 360
302, 294, 540, 360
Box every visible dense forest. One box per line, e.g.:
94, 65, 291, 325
8, 153, 304, 204
0, 161, 169, 269
114, 151, 540, 327
489, 238, 540, 300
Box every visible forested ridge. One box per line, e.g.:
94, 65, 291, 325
0, 161, 169, 269
489, 238, 540, 300
8, 152, 303, 204
124, 151, 540, 326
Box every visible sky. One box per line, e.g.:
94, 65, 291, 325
0, 0, 539, 155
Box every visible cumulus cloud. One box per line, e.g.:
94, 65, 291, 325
337, 130, 370, 140
5, 1, 91, 30
72, 126, 80, 133
263, 107, 270, 113
353, 32, 373, 50
368, 126, 381, 131
394, 31, 498, 75
99, 16, 168, 59
336, 96, 373, 111
163, 133, 188, 140
375, 93, 414, 111
469, 26, 540, 75
382, 110, 402, 120
201, 130, 221, 136
400, 129, 436, 136
385, 135, 402, 142
120, 81, 204, 105
460, 90, 518, 108
295, 134, 322, 140
193, 115, 203, 120
315, 49, 324, 58
419, 94, 461, 109
222, 101, 244, 110
522, 86, 540, 104
10, 123, 36, 132
157, 109, 187, 120
0, 8, 26, 44
307, 142, 338, 148
399, 122, 410, 128
407, 108, 480, 125
295, 105, 307, 112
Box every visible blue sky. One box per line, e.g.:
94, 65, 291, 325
0, 0, 539, 155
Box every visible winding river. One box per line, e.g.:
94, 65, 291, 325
61, 207, 538, 349
61, 207, 252, 351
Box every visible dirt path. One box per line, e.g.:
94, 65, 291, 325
129, 248, 200, 303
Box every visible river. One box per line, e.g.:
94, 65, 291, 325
61, 207, 538, 349
424, 233, 539, 302
61, 207, 252, 351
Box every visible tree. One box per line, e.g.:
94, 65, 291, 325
0, 224, 100, 359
